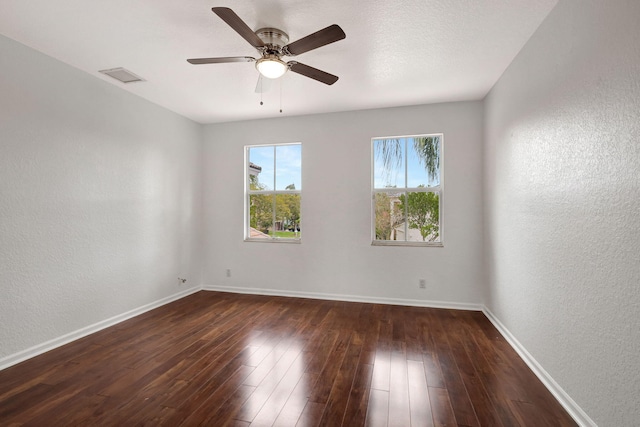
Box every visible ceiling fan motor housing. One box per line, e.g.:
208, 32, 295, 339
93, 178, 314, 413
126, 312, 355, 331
255, 28, 289, 55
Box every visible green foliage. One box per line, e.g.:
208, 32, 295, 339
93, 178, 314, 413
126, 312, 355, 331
250, 194, 273, 233
249, 174, 264, 191
398, 190, 439, 242
375, 193, 403, 240
248, 175, 271, 232
413, 136, 440, 182
376, 136, 440, 182
249, 176, 300, 236
276, 193, 300, 231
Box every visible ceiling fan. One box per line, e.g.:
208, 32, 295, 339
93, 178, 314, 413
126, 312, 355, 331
188, 7, 346, 86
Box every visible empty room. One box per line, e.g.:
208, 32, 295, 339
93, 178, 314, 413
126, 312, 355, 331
0, 0, 638, 426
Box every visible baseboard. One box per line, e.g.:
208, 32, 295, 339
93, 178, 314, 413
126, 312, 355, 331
482, 307, 597, 427
202, 284, 483, 311
0, 287, 201, 371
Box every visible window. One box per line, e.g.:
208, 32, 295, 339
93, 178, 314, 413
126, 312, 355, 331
372, 134, 442, 246
246, 143, 301, 242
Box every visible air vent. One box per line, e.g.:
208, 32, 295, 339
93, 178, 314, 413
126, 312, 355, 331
99, 67, 145, 83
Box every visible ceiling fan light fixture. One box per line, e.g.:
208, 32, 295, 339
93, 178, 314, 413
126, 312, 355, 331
256, 55, 288, 79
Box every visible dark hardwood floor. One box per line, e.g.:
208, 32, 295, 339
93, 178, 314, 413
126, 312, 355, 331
0, 291, 577, 426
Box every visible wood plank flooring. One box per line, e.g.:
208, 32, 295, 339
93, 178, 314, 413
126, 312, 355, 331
0, 291, 577, 426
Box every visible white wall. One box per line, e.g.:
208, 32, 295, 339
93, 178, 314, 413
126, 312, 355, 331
7, 1, 637, 421
202, 102, 484, 306
0, 35, 202, 361
484, 0, 640, 425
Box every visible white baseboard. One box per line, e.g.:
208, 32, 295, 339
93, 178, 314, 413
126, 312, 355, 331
202, 284, 483, 311
0, 287, 201, 371
482, 307, 596, 427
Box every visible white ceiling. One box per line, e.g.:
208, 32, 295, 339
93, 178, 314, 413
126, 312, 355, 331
0, 0, 557, 124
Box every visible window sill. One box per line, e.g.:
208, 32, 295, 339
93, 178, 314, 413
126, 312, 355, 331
372, 240, 443, 247
245, 238, 301, 244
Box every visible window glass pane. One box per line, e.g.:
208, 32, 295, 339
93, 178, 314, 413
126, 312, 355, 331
275, 144, 302, 191
407, 136, 440, 188
248, 146, 274, 190
249, 194, 273, 238
275, 194, 301, 239
402, 191, 440, 242
374, 139, 405, 189
374, 191, 405, 241
372, 134, 442, 245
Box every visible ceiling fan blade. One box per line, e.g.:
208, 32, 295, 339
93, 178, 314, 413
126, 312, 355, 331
212, 7, 265, 49
187, 56, 255, 64
255, 75, 273, 93
284, 24, 346, 56
288, 62, 339, 85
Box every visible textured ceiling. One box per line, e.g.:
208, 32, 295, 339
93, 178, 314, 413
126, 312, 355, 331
0, 0, 557, 124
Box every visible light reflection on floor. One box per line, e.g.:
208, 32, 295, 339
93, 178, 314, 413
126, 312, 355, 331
235, 333, 309, 425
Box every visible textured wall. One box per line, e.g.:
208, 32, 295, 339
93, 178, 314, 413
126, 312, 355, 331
202, 102, 484, 306
484, 0, 640, 425
0, 35, 202, 359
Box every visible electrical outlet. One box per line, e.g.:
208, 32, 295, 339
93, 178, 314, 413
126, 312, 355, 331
419, 279, 426, 289
226, 269, 231, 278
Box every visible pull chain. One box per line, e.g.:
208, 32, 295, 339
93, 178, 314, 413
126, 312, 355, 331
279, 77, 283, 113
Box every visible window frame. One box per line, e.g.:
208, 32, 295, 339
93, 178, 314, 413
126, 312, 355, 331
244, 142, 302, 243
371, 133, 444, 247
